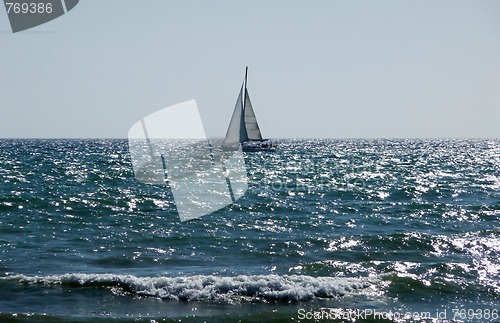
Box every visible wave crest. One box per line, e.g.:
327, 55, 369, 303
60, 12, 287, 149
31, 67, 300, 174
2, 273, 378, 302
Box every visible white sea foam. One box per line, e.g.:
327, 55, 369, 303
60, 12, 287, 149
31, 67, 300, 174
1, 273, 378, 302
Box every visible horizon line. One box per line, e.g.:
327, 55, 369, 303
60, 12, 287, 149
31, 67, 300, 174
0, 137, 498, 140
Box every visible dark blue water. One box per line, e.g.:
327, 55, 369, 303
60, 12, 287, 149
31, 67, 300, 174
0, 139, 498, 322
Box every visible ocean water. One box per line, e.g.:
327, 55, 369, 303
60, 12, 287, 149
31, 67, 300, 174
0, 139, 498, 322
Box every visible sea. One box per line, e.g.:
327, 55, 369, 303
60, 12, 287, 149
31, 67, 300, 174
0, 139, 498, 322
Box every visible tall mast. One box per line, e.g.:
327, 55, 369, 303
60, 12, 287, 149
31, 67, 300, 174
240, 67, 248, 143
243, 66, 248, 110
244, 66, 248, 90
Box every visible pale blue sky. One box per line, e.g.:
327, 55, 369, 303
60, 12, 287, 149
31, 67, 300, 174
1, 0, 499, 138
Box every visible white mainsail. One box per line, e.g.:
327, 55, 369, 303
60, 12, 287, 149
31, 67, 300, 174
223, 68, 263, 146
244, 91, 263, 141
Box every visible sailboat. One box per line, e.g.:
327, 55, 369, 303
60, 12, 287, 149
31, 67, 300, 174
223, 67, 275, 152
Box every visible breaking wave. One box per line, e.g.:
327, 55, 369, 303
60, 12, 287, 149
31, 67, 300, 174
1, 273, 378, 303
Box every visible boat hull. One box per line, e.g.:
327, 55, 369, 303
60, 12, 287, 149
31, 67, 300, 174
222, 140, 277, 152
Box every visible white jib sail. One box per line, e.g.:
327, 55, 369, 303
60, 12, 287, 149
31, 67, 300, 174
223, 83, 248, 145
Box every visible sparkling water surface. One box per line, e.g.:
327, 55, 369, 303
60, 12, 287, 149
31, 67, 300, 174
0, 139, 498, 322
